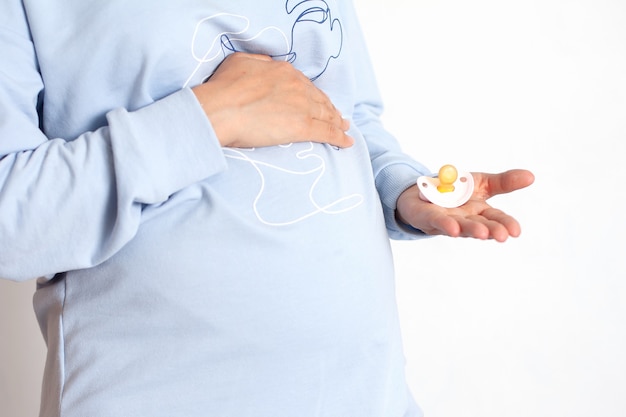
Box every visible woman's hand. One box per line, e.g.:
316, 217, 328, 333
192, 52, 353, 149
396, 169, 535, 242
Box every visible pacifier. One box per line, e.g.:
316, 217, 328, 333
417, 164, 474, 208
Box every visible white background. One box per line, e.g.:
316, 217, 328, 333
1, 0, 625, 416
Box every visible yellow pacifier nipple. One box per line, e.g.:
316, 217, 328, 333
437, 164, 458, 193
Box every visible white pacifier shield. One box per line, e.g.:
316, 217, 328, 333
417, 172, 474, 208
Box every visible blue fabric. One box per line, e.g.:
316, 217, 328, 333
1, 1, 428, 416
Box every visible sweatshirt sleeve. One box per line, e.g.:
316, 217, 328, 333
339, 1, 433, 240
0, 7, 227, 281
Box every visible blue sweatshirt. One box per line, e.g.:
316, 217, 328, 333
1, 1, 429, 416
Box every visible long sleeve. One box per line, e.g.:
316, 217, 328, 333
0, 4, 227, 281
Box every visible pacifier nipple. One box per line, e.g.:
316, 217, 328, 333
437, 164, 458, 193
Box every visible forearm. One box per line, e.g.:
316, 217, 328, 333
0, 89, 226, 281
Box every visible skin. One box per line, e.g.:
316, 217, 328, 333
397, 170, 535, 242
192, 52, 535, 242
192, 52, 353, 149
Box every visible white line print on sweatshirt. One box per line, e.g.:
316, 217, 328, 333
183, 0, 343, 87
183, 13, 289, 87
223, 144, 364, 227
186, 1, 360, 226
